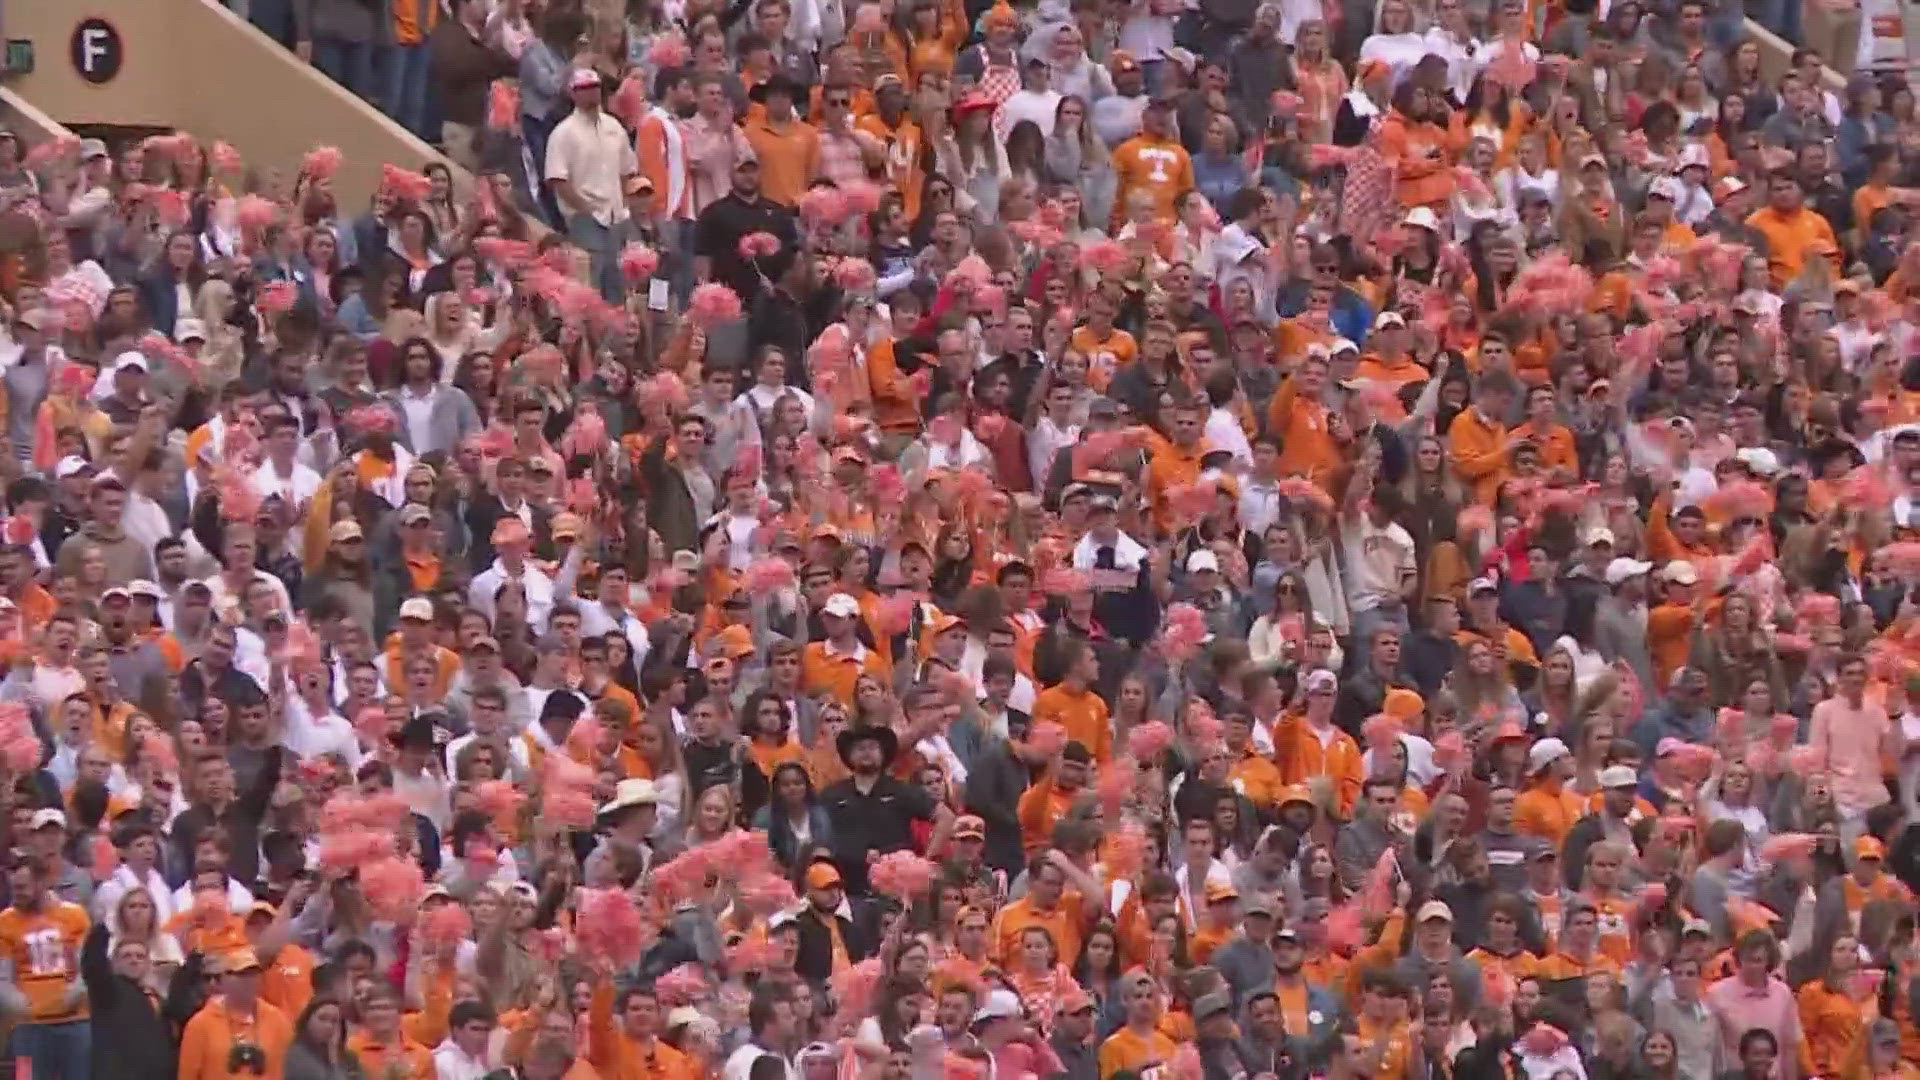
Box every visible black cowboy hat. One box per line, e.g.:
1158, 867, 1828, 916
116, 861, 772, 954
749, 72, 803, 104
835, 723, 899, 768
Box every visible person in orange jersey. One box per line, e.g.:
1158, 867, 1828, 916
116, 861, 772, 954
1513, 737, 1585, 848
178, 946, 295, 1080
1264, 350, 1347, 484
1375, 81, 1458, 212
1110, 99, 1194, 230
742, 74, 818, 208
1016, 740, 1093, 855
801, 592, 892, 706
587, 978, 698, 1080
347, 980, 435, 1079
1833, 836, 1914, 932
246, 900, 318, 1024
1446, 371, 1517, 504
1189, 880, 1241, 965
1797, 932, 1878, 1080
992, 849, 1099, 969
1746, 169, 1839, 288
1536, 901, 1624, 981
1350, 308, 1429, 423
0, 851, 93, 1073
1273, 669, 1364, 819
1032, 640, 1113, 764
1098, 969, 1180, 1079
1510, 383, 1580, 480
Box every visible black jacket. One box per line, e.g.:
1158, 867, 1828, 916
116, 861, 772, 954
793, 904, 874, 986
81, 923, 178, 1080
963, 737, 1032, 878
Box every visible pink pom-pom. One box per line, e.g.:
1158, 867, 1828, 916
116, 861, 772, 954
318, 827, 396, 871
150, 190, 190, 230
256, 280, 297, 315
737, 231, 781, 260
1083, 240, 1129, 276
236, 194, 279, 235
344, 404, 399, 439
139, 732, 178, 778
1703, 480, 1774, 521
476, 237, 536, 268
1433, 730, 1466, 770
800, 186, 852, 227
1507, 252, 1594, 317
422, 903, 473, 948
1325, 903, 1363, 952
358, 856, 425, 921
1275, 476, 1335, 511
648, 31, 690, 69
1761, 833, 1820, 862
1103, 817, 1147, 879
1027, 720, 1069, 758
1839, 465, 1896, 508
577, 887, 651, 967
1041, 567, 1090, 597
474, 779, 526, 818
841, 180, 884, 215
558, 408, 608, 460
830, 957, 884, 1017
641, 371, 690, 413
1637, 881, 1669, 916
687, 282, 743, 328
1788, 745, 1828, 774
1884, 542, 1920, 578
738, 871, 797, 914
833, 258, 877, 294
1732, 534, 1776, 577
564, 477, 599, 517
656, 962, 710, 1005
1360, 847, 1398, 912
1171, 1045, 1201, 1080
1158, 602, 1207, 661
302, 145, 342, 181
380, 164, 433, 204
873, 592, 917, 635
1795, 592, 1841, 629
487, 80, 521, 131
608, 75, 647, 127
544, 790, 596, 830
726, 935, 779, 973
869, 850, 936, 900
1126, 721, 1174, 762
745, 557, 796, 591
1522, 1023, 1569, 1057
620, 243, 660, 283
91, 835, 119, 882
1362, 714, 1403, 757
211, 142, 244, 176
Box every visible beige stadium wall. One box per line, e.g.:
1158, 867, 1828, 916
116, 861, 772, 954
4, 0, 463, 208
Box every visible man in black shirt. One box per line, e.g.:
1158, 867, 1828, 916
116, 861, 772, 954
820, 725, 953, 895
693, 157, 799, 307
681, 694, 739, 801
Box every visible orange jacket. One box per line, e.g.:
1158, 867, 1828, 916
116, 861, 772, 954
1447, 406, 1508, 504
1272, 711, 1363, 819
1376, 110, 1457, 209
178, 996, 293, 1080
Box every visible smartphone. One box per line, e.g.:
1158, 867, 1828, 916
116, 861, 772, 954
647, 279, 669, 311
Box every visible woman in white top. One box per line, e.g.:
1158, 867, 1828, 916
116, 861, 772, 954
1358, 0, 1431, 85
737, 346, 816, 427
110, 886, 185, 994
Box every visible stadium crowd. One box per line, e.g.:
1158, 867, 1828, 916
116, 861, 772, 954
4, 0, 1920, 1074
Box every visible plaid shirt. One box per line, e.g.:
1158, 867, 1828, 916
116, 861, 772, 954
815, 127, 876, 187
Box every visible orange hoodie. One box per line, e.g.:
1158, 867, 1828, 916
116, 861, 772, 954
1376, 110, 1457, 210
1352, 354, 1429, 421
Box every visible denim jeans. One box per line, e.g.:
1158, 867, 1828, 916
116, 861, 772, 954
315, 38, 378, 102
10, 1019, 91, 1080
566, 214, 632, 304
248, 0, 297, 47
385, 43, 433, 139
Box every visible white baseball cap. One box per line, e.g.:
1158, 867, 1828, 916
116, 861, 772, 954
1527, 738, 1570, 773
972, 988, 1024, 1024
822, 593, 861, 618
1187, 550, 1220, 574
1661, 561, 1700, 586
1604, 558, 1653, 586
1599, 764, 1639, 788
54, 456, 92, 480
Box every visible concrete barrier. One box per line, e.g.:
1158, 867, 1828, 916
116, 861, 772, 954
2, 0, 464, 207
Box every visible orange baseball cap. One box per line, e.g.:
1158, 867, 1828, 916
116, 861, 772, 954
805, 862, 843, 889
1856, 836, 1888, 861
1382, 688, 1425, 722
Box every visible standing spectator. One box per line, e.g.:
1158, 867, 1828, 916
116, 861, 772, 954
430, 0, 516, 172
546, 68, 641, 303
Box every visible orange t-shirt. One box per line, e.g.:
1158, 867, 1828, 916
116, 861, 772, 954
1098, 1023, 1179, 1079
1031, 684, 1113, 763
801, 640, 891, 706
1070, 327, 1138, 394
0, 902, 90, 1021
992, 892, 1088, 969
